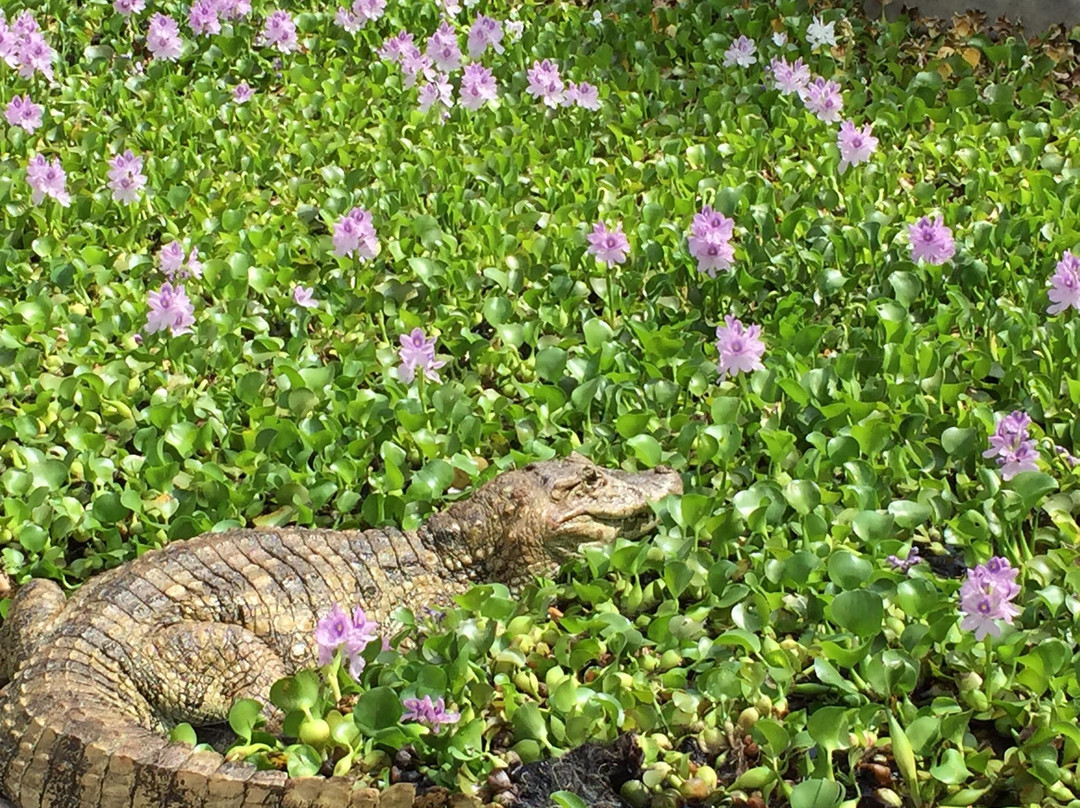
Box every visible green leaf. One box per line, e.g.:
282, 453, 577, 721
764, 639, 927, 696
627, 434, 662, 467
852, 510, 894, 543
888, 499, 932, 528
511, 702, 548, 744
789, 779, 844, 808
930, 748, 971, 784
942, 427, 977, 458
353, 686, 404, 732
826, 552, 872, 590
550, 791, 589, 808
828, 590, 884, 637
228, 699, 263, 742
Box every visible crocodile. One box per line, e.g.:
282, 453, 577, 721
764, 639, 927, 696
0, 454, 681, 808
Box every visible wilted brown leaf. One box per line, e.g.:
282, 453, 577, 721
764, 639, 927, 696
961, 47, 981, 67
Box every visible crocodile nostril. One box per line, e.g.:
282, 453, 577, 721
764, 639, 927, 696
653, 465, 671, 474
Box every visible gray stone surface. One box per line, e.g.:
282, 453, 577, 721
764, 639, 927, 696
863, 0, 1080, 34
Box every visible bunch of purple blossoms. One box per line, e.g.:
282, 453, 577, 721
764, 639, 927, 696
586, 221, 630, 267
145, 282, 196, 336
688, 205, 736, 277
157, 241, 203, 280
233, 82, 253, 103
332, 207, 378, 259
426, 22, 462, 73
1047, 250, 1080, 315
768, 56, 811, 95
216, 0, 252, 21
799, 77, 843, 123
26, 154, 70, 207
259, 10, 298, 53
113, 0, 146, 16
107, 150, 147, 205
146, 14, 182, 61
527, 59, 565, 107
292, 285, 317, 309
418, 73, 454, 116
983, 410, 1040, 480
398, 328, 447, 383
459, 63, 498, 110
188, 0, 221, 36
377, 31, 415, 62
908, 215, 956, 265
402, 695, 460, 729
563, 82, 601, 111
959, 557, 1021, 641
887, 547, 922, 573
836, 120, 878, 174
335, 0, 386, 31
722, 35, 757, 68
4, 95, 42, 133
467, 15, 503, 58
0, 12, 55, 80
715, 316, 766, 379
315, 604, 380, 679
401, 46, 435, 89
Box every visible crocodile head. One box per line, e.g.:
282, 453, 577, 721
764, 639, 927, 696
529, 453, 684, 564
424, 453, 682, 585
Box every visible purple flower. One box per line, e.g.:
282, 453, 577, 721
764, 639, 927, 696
5, 95, 43, 133
1056, 445, 1080, 468
401, 695, 460, 728
564, 81, 601, 111
377, 30, 414, 63
723, 35, 757, 68
217, 0, 251, 20
114, 0, 146, 15
145, 282, 196, 336
352, 0, 386, 23
459, 63, 497, 109
586, 221, 630, 267
334, 7, 362, 32
467, 15, 504, 58
908, 215, 956, 265
806, 15, 838, 50
418, 73, 454, 115
505, 20, 524, 41
398, 328, 448, 383
292, 285, 316, 308
146, 13, 182, 61
259, 10, 298, 53
401, 47, 435, 88
1047, 250, 1080, 315
886, 548, 922, 573
156, 241, 203, 280
959, 557, 1021, 640
982, 410, 1040, 480
426, 22, 462, 73
106, 149, 147, 205
26, 154, 71, 207
688, 205, 736, 277
14, 29, 53, 79
799, 76, 843, 123
527, 59, 565, 107
315, 603, 352, 664
233, 82, 253, 104
188, 0, 221, 36
332, 207, 379, 259
715, 315, 766, 378
316, 603, 382, 672
837, 120, 878, 174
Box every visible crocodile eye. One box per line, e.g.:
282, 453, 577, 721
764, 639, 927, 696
581, 467, 601, 488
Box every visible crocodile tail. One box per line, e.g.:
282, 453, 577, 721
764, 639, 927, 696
0, 643, 383, 808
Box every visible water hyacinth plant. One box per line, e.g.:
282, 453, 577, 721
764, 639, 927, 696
3, 0, 1080, 805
